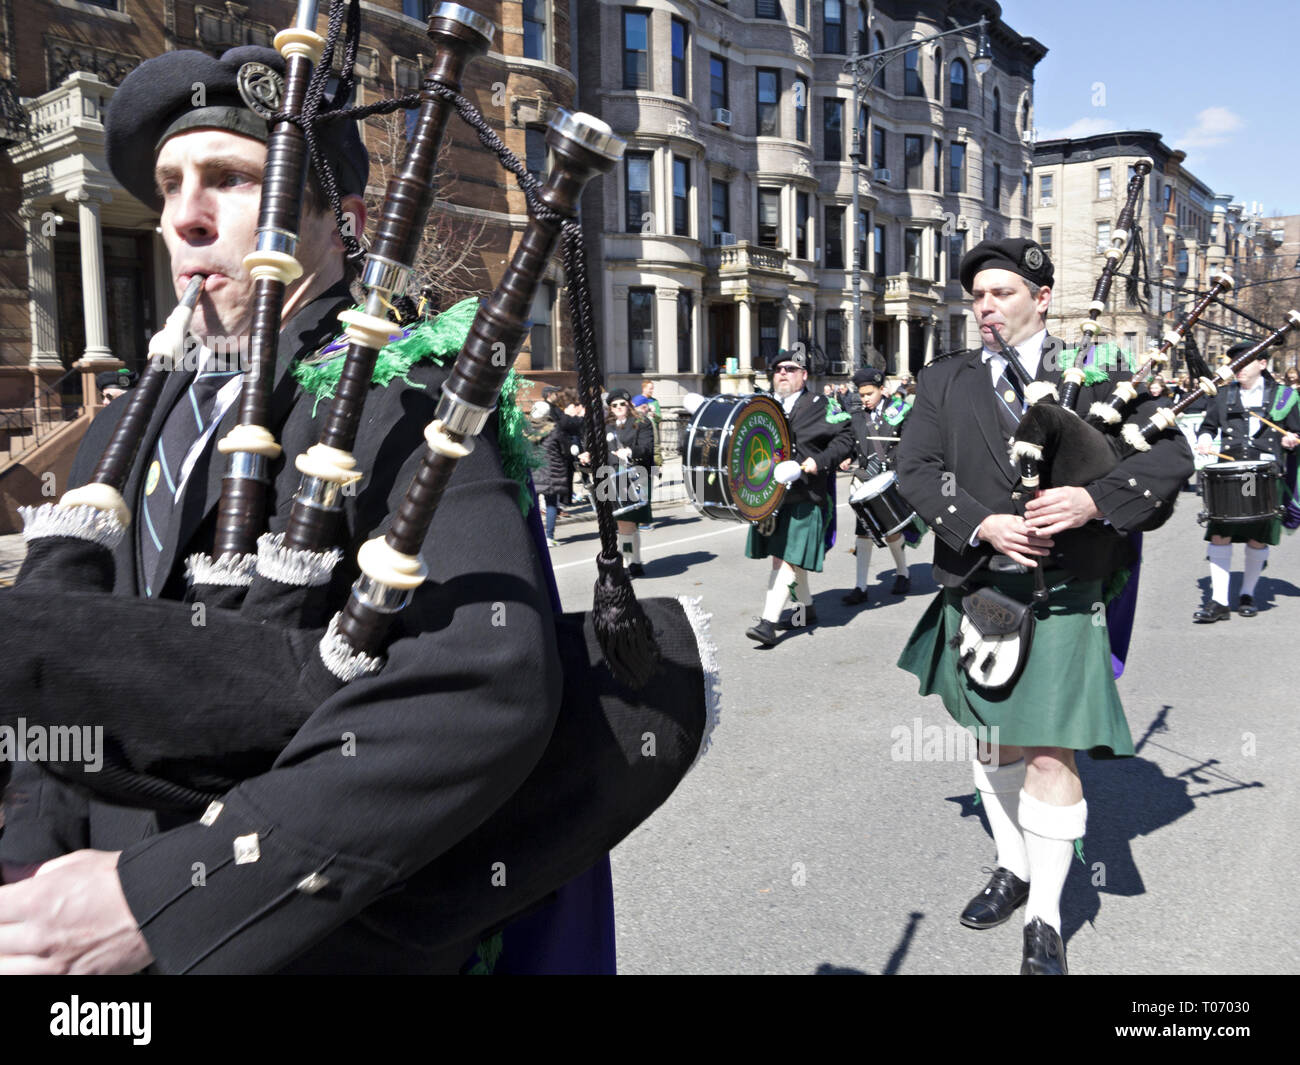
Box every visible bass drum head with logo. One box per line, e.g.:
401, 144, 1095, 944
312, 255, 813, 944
681, 395, 791, 523
1201, 460, 1280, 522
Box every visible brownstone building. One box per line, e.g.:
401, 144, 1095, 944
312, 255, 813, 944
0, 0, 578, 431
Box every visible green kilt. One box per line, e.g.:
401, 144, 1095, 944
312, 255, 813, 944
616, 475, 653, 527
746, 499, 828, 571
896, 574, 1134, 758
1203, 516, 1281, 545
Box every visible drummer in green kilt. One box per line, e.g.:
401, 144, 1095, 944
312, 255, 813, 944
1193, 341, 1300, 622
744, 349, 854, 646
894, 238, 1192, 974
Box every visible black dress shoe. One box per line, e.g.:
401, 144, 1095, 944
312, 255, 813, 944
890, 574, 911, 595
1192, 601, 1230, 623
1020, 917, 1068, 975
1238, 594, 1258, 617
959, 867, 1030, 930
842, 587, 869, 605
776, 605, 818, 629
745, 619, 778, 646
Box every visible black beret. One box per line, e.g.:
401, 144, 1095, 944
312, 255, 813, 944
960, 238, 1054, 294
853, 367, 885, 387
1226, 340, 1267, 362
606, 388, 633, 405
106, 46, 368, 211
95, 369, 138, 391
776, 348, 807, 370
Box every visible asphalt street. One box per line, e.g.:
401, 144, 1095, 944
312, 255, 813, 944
550, 474, 1300, 975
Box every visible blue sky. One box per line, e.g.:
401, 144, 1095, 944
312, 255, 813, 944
996, 0, 1297, 216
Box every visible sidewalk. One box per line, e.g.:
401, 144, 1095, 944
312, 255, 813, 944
0, 533, 26, 586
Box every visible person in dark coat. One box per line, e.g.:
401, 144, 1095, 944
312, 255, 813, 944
604, 388, 654, 576
532, 387, 584, 545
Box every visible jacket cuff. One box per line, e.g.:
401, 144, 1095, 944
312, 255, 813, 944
1086, 473, 1169, 532
928, 499, 992, 551
117, 788, 398, 974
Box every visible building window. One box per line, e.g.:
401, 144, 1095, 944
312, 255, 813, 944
1097, 166, 1112, 199
525, 125, 548, 180
678, 290, 693, 372
1022, 171, 1031, 211
933, 230, 942, 280
825, 310, 843, 360
795, 0, 807, 28
948, 232, 964, 281
823, 98, 843, 161
673, 156, 691, 237
905, 227, 923, 276
795, 78, 809, 141
798, 305, 812, 346
871, 125, 885, 168
950, 313, 966, 349
757, 69, 780, 136
874, 222, 886, 273
758, 187, 780, 248
992, 86, 1001, 134
628, 288, 654, 373
710, 55, 728, 111
1039, 173, 1053, 204
824, 205, 844, 268
1037, 225, 1052, 255
989, 162, 1001, 209
872, 32, 886, 87
756, 0, 781, 18
949, 58, 967, 109
671, 18, 688, 98
933, 47, 943, 98
1097, 220, 1111, 254
856, 104, 868, 160
934, 137, 942, 191
623, 10, 649, 90
530, 281, 555, 369
758, 303, 780, 369
856, 3, 866, 54
824, 0, 844, 54
858, 208, 868, 271
904, 134, 923, 188
712, 179, 731, 240
904, 49, 923, 97
949, 142, 965, 194
625, 152, 652, 233
523, 0, 547, 61
797, 191, 811, 259
1021, 97, 1030, 132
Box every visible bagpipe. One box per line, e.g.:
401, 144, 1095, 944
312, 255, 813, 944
2, 2, 715, 913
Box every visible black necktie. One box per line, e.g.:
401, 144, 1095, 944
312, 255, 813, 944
139, 368, 238, 594
993, 360, 1025, 438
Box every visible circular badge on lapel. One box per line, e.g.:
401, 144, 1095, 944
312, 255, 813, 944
1003, 389, 1018, 404
145, 460, 161, 496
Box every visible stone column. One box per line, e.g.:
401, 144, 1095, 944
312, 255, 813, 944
736, 295, 753, 372
780, 298, 796, 354
897, 317, 911, 376
21, 204, 62, 370
69, 188, 113, 362
655, 287, 678, 376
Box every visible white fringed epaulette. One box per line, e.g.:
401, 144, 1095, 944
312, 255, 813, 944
19, 503, 126, 550
678, 595, 721, 769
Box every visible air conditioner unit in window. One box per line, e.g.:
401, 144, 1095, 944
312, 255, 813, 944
713, 107, 732, 127
956, 216, 970, 231
714, 231, 736, 246
956, 126, 969, 143
873, 168, 891, 183
830, 361, 850, 375
1021, 129, 1037, 145
1040, 197, 1053, 207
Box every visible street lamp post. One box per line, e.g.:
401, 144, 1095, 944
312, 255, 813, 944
846, 17, 992, 373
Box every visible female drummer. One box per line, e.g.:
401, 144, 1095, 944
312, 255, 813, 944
1194, 342, 1300, 621
605, 387, 655, 577
841, 367, 916, 604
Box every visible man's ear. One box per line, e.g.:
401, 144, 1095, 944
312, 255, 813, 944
334, 193, 367, 248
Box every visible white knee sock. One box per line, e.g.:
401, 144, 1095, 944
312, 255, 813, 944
619, 533, 634, 565
887, 537, 908, 576
1242, 545, 1268, 596
973, 760, 1028, 881
855, 538, 873, 590
630, 527, 643, 565
1207, 543, 1232, 604
793, 566, 811, 605
1019, 791, 1087, 932
763, 563, 796, 621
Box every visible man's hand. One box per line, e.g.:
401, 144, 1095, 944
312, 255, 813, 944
801, 456, 819, 475
838, 457, 852, 471
0, 850, 152, 974
1282, 432, 1299, 451
1023, 486, 1101, 538
976, 513, 1054, 568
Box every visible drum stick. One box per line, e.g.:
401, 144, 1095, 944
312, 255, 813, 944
1252, 412, 1293, 436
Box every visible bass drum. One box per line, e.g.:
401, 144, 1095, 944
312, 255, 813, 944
681, 394, 792, 523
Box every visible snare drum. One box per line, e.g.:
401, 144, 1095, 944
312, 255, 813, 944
1200, 460, 1281, 523
848, 470, 918, 544
681, 394, 792, 523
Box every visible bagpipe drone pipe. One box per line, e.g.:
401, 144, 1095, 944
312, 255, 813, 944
0, 3, 716, 912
